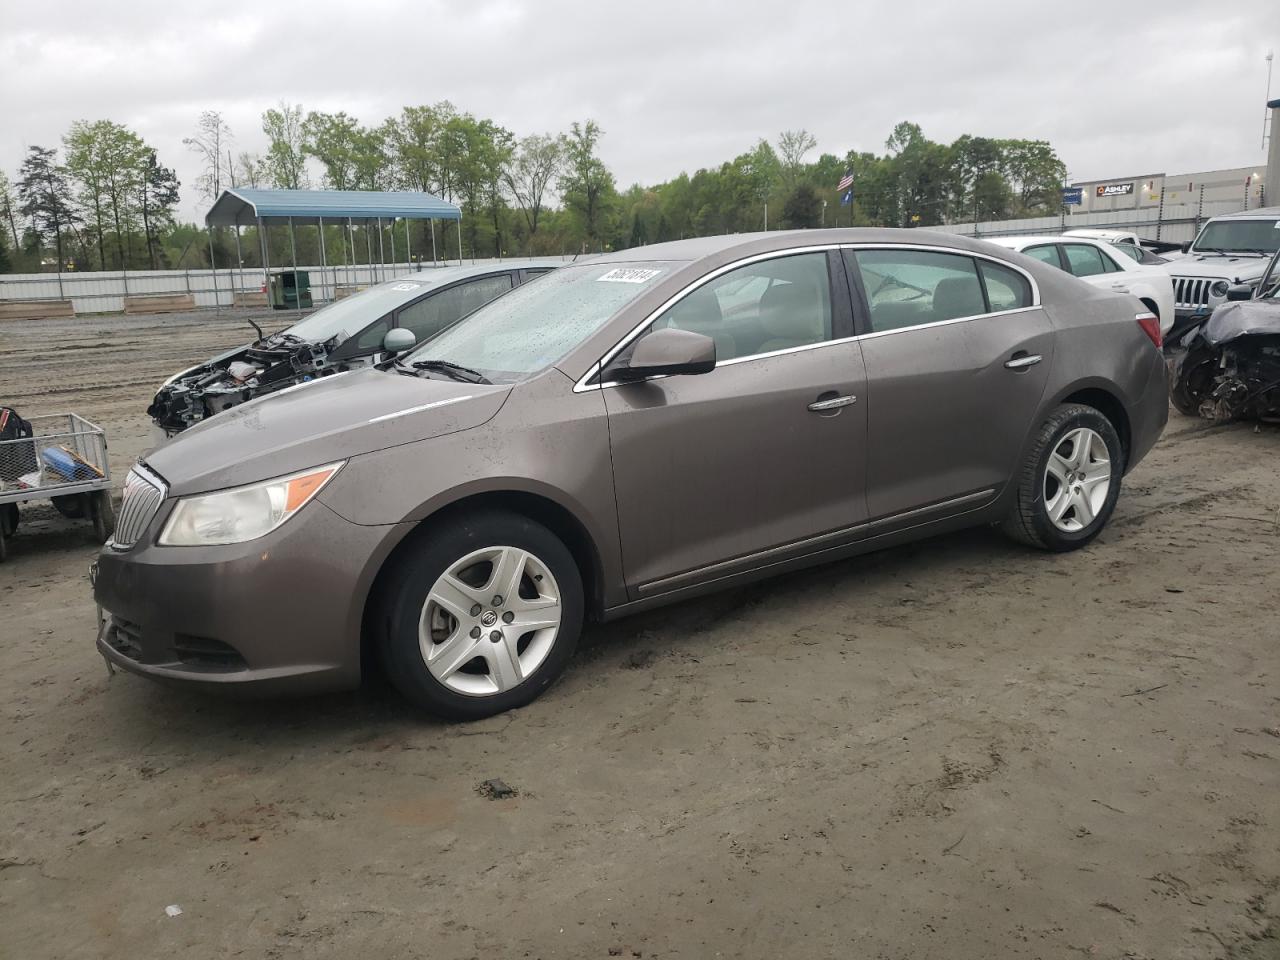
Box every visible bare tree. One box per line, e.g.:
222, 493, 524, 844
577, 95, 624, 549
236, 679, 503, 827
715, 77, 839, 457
503, 133, 564, 238
183, 111, 234, 201
234, 151, 268, 189
776, 129, 818, 185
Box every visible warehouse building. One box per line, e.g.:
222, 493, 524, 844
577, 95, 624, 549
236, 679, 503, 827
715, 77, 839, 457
1068, 165, 1267, 214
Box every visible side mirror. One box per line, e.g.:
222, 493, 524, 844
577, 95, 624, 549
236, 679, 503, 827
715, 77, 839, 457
1225, 283, 1253, 302
383, 328, 417, 353
609, 328, 716, 381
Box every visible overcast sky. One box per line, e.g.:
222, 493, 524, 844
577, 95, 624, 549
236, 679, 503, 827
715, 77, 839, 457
3, 0, 1278, 220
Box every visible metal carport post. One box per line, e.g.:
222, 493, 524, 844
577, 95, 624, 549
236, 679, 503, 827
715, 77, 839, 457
288, 216, 300, 316
258, 216, 270, 298
318, 215, 328, 304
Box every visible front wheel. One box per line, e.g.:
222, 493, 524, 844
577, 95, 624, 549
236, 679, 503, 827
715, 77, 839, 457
376, 510, 584, 721
1001, 404, 1124, 551
1169, 346, 1218, 417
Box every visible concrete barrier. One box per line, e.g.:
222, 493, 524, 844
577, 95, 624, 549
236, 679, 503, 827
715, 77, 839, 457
123, 294, 197, 315
0, 300, 76, 321
233, 291, 269, 308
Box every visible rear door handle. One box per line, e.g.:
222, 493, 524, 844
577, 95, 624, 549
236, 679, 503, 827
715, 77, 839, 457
807, 395, 857, 412
1004, 354, 1042, 370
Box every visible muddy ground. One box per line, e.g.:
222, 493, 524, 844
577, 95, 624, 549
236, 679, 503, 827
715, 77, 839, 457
1, 308, 1277, 960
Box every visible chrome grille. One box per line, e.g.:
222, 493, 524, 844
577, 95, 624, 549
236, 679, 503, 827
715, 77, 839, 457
1172, 275, 1224, 311
111, 465, 166, 549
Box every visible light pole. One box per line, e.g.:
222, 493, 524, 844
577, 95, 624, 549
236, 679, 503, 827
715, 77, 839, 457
821, 199, 827, 228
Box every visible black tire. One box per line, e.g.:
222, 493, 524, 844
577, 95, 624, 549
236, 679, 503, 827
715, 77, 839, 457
89, 490, 116, 543
376, 509, 584, 721
52, 494, 87, 519
1169, 346, 1217, 417
1001, 403, 1124, 552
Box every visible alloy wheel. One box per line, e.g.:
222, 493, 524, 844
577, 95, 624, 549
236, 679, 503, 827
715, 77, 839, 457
419, 545, 563, 697
1043, 427, 1112, 533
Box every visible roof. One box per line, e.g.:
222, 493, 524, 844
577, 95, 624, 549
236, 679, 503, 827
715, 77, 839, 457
1214, 206, 1280, 220
584, 228, 997, 264
205, 188, 462, 227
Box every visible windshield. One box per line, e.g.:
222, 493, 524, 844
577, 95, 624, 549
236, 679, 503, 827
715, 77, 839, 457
281, 279, 434, 343
403, 261, 678, 382
1191, 218, 1280, 256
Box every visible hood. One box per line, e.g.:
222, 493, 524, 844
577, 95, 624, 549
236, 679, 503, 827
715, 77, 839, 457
1171, 255, 1273, 281
145, 368, 509, 495
1202, 298, 1280, 347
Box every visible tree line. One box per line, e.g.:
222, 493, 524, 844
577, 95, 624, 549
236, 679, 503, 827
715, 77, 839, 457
0, 103, 1068, 275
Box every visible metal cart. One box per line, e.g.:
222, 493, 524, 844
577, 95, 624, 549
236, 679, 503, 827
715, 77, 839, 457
0, 413, 115, 561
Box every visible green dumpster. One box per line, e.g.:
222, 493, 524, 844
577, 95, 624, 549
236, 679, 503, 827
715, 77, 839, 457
268, 270, 312, 309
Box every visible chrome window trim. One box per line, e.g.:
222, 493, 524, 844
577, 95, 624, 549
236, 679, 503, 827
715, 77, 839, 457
573, 241, 1043, 393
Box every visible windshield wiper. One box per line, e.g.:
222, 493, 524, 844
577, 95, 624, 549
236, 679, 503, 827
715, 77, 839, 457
410, 359, 491, 384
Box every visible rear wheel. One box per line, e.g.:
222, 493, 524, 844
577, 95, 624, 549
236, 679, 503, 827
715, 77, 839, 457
376, 510, 584, 720
1001, 404, 1123, 551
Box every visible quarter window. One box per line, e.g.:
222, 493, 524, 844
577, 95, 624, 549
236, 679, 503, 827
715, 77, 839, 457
645, 252, 833, 362
979, 261, 1032, 311
851, 249, 986, 332
1062, 243, 1108, 278
398, 274, 514, 343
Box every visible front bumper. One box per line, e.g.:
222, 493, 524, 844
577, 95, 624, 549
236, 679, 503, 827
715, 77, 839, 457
92, 499, 398, 696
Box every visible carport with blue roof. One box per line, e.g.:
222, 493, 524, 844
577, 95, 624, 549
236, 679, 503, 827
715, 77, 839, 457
204, 187, 464, 306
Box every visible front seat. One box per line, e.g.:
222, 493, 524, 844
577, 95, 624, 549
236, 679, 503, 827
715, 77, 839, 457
931, 277, 985, 322
664, 287, 733, 360
756, 281, 825, 354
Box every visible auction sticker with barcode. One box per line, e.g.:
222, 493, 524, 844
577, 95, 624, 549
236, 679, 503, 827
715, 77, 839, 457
596, 268, 661, 283
392, 283, 422, 291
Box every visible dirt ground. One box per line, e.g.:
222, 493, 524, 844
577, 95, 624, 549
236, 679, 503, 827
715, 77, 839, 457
1, 308, 1277, 960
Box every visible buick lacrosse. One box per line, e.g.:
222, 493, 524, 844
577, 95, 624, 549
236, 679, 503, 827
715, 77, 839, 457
94, 229, 1168, 719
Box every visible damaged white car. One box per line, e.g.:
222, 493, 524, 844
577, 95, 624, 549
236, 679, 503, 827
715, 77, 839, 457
148, 262, 557, 436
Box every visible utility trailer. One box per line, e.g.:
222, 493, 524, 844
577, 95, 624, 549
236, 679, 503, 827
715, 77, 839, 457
0, 413, 115, 561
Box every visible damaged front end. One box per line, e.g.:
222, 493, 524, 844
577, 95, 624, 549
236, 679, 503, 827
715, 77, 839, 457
148, 333, 375, 436
1170, 299, 1280, 423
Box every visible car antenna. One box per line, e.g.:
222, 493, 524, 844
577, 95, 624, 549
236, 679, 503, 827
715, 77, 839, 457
247, 316, 264, 342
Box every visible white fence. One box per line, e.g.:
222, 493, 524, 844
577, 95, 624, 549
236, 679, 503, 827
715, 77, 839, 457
0, 257, 570, 315
0, 198, 1253, 315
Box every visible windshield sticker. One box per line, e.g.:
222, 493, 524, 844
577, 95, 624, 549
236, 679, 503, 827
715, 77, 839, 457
392, 282, 422, 291
596, 268, 662, 284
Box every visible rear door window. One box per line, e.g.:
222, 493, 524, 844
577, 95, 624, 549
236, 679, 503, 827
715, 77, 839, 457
1023, 244, 1063, 269
1062, 243, 1108, 277
850, 249, 986, 331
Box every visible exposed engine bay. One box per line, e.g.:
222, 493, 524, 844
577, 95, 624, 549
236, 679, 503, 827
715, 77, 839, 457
1170, 299, 1280, 423
147, 331, 379, 435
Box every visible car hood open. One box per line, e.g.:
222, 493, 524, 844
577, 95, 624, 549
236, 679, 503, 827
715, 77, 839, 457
144, 368, 510, 496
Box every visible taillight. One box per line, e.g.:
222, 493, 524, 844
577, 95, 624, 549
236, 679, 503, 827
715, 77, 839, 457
1136, 311, 1162, 349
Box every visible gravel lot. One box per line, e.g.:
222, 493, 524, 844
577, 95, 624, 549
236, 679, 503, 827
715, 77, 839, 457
1, 308, 1278, 959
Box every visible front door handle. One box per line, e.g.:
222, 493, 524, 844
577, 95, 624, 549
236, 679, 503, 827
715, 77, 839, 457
807, 394, 857, 412
1004, 353, 1042, 371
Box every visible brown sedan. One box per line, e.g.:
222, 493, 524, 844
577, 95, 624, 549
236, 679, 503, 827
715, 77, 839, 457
93, 229, 1168, 719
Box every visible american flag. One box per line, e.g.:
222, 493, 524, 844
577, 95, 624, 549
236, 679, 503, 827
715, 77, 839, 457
836, 171, 854, 192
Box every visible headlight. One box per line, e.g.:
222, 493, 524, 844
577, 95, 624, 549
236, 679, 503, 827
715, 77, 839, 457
1210, 280, 1230, 298
158, 462, 344, 546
